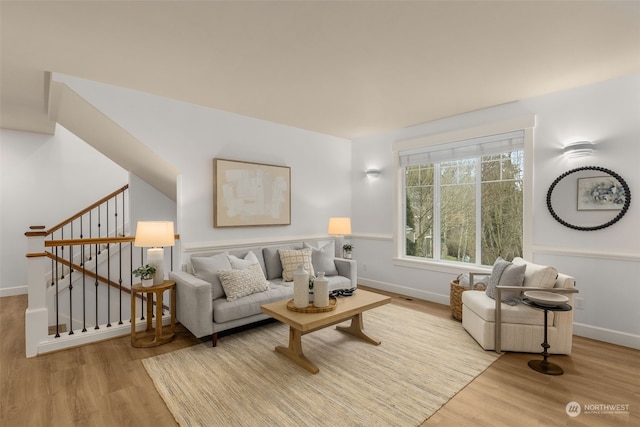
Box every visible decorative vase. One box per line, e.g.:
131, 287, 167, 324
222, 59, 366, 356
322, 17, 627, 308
313, 272, 330, 308
293, 264, 310, 308
344, 252, 352, 259
142, 278, 154, 288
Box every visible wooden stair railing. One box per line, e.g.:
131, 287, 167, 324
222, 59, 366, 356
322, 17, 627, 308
27, 184, 178, 345
47, 185, 129, 237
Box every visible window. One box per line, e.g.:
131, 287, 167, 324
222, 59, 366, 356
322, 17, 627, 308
401, 131, 524, 266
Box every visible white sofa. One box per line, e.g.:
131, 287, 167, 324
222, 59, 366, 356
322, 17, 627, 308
462, 258, 577, 354
169, 240, 356, 346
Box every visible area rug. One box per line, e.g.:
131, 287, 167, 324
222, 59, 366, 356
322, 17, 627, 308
142, 304, 500, 427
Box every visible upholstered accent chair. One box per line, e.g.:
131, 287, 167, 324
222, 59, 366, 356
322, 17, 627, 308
461, 258, 578, 354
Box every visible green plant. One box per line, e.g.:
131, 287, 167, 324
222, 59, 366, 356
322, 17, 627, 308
132, 264, 157, 280
342, 243, 354, 253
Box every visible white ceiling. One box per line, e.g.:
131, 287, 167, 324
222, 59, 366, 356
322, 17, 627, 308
2, 1, 639, 140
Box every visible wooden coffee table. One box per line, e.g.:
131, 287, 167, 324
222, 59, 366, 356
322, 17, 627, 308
261, 289, 391, 374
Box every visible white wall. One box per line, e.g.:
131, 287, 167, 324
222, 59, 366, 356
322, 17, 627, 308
351, 74, 640, 349
0, 126, 128, 295
52, 74, 352, 259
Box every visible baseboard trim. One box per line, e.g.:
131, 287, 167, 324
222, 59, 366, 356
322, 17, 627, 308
360, 278, 640, 350
358, 277, 450, 306
0, 285, 28, 297
35, 315, 173, 356
573, 322, 640, 350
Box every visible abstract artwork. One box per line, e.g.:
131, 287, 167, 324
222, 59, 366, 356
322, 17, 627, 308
577, 176, 625, 211
213, 158, 291, 227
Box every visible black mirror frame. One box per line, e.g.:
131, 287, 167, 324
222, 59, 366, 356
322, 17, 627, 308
546, 166, 631, 231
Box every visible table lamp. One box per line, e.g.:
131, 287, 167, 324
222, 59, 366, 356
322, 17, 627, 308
328, 217, 351, 257
134, 221, 175, 285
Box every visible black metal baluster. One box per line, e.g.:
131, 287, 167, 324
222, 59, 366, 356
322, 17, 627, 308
88, 211, 93, 261
81, 242, 87, 332
94, 242, 99, 330
54, 246, 60, 338
97, 207, 102, 254
60, 228, 65, 279
129, 243, 133, 323
140, 248, 145, 321
68, 241, 74, 335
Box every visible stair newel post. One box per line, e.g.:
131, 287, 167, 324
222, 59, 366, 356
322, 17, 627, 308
24, 226, 49, 358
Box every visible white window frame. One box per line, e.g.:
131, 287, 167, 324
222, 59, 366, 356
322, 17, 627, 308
391, 115, 535, 274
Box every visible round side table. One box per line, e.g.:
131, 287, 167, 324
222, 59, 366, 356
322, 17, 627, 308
521, 298, 572, 375
131, 280, 176, 347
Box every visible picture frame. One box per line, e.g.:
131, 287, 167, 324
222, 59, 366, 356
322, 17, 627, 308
213, 158, 291, 227
577, 175, 625, 211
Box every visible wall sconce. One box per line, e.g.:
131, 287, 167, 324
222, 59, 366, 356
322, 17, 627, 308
563, 141, 595, 158
365, 168, 381, 179
134, 221, 175, 285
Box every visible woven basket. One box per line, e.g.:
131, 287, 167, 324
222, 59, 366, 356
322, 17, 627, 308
450, 276, 487, 321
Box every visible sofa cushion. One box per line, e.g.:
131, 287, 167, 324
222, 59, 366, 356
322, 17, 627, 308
485, 257, 526, 306
262, 244, 303, 280
462, 290, 550, 325
304, 241, 338, 276
190, 252, 231, 300
512, 257, 558, 288
212, 283, 294, 323
217, 265, 270, 302
279, 248, 315, 281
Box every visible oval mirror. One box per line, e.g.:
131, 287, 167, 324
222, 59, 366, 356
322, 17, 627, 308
546, 166, 631, 231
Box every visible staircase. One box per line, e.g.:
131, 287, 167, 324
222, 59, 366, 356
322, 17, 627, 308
24, 185, 178, 357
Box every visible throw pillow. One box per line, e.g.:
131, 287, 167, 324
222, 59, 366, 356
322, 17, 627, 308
304, 241, 338, 276
485, 257, 526, 306
217, 267, 270, 302
262, 244, 302, 280
228, 251, 260, 270
190, 252, 232, 300
279, 248, 315, 281
512, 257, 558, 288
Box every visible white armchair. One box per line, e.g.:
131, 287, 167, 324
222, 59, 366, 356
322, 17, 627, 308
461, 258, 578, 354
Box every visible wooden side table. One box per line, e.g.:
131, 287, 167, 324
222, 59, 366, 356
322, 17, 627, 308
131, 280, 176, 347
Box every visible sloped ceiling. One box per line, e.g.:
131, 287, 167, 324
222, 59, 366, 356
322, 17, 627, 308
1, 1, 639, 140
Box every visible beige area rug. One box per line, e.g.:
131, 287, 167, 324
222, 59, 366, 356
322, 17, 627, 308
142, 304, 500, 427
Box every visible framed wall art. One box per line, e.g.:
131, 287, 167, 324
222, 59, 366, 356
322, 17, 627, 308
213, 158, 291, 227
577, 175, 625, 211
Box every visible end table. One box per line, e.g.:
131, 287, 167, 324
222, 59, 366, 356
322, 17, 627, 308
521, 298, 572, 375
131, 280, 176, 347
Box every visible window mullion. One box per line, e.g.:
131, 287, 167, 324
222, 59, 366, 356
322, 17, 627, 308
475, 157, 482, 264
433, 163, 441, 261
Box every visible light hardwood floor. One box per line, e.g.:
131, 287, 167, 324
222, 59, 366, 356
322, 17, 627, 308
1, 290, 638, 426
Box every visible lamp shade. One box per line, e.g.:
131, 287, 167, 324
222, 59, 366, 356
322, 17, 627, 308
328, 217, 351, 235
134, 221, 175, 247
